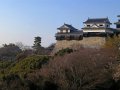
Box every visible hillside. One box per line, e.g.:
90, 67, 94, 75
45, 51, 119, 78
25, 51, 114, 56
0, 36, 120, 90
0, 47, 120, 90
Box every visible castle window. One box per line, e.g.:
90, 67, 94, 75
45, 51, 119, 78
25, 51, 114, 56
57, 30, 61, 33
87, 25, 90, 27
99, 24, 103, 27
63, 30, 67, 33
68, 30, 70, 33
106, 25, 109, 28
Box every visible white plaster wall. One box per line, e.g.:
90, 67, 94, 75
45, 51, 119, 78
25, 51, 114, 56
83, 29, 106, 32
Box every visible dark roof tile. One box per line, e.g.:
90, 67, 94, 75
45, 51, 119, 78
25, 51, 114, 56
84, 18, 111, 24
57, 23, 78, 31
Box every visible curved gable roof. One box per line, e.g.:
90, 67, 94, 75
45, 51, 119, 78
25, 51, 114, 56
84, 18, 111, 24
57, 23, 78, 31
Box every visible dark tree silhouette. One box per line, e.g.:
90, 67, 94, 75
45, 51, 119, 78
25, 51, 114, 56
0, 43, 22, 60
33, 36, 41, 50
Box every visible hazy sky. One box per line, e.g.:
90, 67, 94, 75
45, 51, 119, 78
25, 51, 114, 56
0, 0, 120, 47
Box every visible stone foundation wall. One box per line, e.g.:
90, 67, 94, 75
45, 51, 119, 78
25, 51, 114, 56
53, 37, 106, 53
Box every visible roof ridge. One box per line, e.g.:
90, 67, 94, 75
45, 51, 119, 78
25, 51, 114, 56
64, 23, 72, 26
84, 17, 111, 24
58, 23, 78, 31
88, 18, 108, 20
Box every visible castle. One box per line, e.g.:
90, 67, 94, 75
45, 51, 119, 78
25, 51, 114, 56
54, 15, 120, 53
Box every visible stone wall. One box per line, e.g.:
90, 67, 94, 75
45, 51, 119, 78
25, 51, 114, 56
53, 37, 106, 54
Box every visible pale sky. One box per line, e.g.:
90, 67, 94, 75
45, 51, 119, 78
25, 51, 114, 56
0, 0, 120, 47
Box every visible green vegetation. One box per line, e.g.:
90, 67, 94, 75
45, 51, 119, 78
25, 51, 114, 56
33, 36, 41, 49
55, 48, 73, 56
0, 61, 13, 69
0, 55, 52, 90
10, 55, 50, 74
0, 55, 50, 78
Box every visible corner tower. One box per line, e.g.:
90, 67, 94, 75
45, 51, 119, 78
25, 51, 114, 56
82, 18, 114, 37
55, 23, 83, 40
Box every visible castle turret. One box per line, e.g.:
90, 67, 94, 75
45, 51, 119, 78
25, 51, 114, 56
82, 18, 113, 37
55, 23, 83, 40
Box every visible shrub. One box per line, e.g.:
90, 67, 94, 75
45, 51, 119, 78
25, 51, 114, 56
104, 36, 120, 51
0, 61, 13, 69
55, 48, 73, 56
40, 48, 116, 90
9, 55, 50, 76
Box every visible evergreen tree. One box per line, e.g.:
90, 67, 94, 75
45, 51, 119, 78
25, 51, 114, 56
33, 36, 41, 50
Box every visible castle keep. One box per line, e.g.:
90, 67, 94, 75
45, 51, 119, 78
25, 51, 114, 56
54, 15, 120, 52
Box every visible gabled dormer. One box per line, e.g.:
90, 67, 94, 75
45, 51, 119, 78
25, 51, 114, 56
57, 23, 78, 33
83, 18, 112, 28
